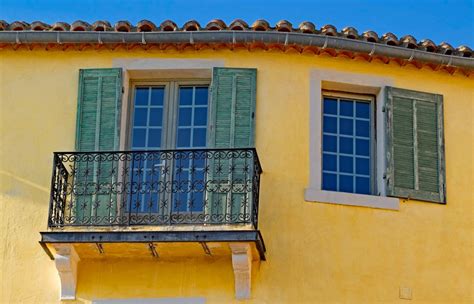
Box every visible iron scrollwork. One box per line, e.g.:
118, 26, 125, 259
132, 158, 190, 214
48, 148, 262, 229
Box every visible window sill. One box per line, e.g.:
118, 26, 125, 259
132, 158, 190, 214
304, 188, 399, 211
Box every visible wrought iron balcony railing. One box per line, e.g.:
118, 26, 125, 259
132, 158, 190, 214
48, 148, 262, 229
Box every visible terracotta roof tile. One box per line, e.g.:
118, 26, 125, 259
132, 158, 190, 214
91, 20, 111, 31
298, 21, 316, 34
229, 19, 248, 31
71, 20, 90, 31
160, 20, 178, 31
206, 19, 226, 31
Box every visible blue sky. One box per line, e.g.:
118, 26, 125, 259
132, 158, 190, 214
1, 0, 472, 46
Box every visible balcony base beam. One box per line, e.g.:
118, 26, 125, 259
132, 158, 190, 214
40, 230, 266, 260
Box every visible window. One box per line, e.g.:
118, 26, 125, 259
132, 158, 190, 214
129, 82, 210, 151
322, 93, 374, 195
306, 70, 446, 210
129, 82, 210, 213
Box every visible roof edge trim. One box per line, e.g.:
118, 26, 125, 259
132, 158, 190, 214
1, 31, 472, 69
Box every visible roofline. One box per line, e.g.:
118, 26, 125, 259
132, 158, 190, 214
1, 31, 473, 70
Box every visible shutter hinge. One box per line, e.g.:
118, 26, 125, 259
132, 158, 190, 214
382, 106, 387, 112
122, 87, 125, 93
251, 112, 255, 119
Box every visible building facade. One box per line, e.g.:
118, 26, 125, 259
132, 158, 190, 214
0, 19, 473, 303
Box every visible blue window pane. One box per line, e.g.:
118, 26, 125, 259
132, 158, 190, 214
148, 129, 162, 148
135, 88, 149, 106
323, 153, 337, 171
177, 128, 191, 148
356, 102, 370, 118
339, 175, 353, 193
356, 158, 370, 175
190, 191, 204, 212
356, 139, 370, 156
176, 159, 191, 173
339, 156, 353, 173
323, 135, 337, 152
150, 88, 164, 106
179, 87, 193, 105
356, 177, 371, 194
323, 116, 337, 133
322, 173, 337, 191
178, 108, 192, 126
193, 156, 205, 169
195, 87, 209, 105
339, 118, 353, 135
143, 193, 159, 213
193, 128, 207, 147
149, 108, 163, 127
339, 137, 353, 154
173, 193, 188, 212
356, 120, 370, 137
340, 100, 354, 117
132, 159, 142, 171
133, 108, 148, 126
151, 194, 160, 213
194, 107, 208, 126
132, 129, 146, 147
193, 170, 205, 181
323, 98, 337, 114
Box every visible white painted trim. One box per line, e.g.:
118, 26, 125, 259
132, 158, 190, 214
113, 59, 225, 71
93, 298, 205, 304
304, 188, 399, 210
53, 244, 80, 301
306, 69, 399, 211
229, 243, 252, 300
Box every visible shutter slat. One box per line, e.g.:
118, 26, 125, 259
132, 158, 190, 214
392, 96, 415, 190
415, 100, 440, 193
386, 87, 445, 203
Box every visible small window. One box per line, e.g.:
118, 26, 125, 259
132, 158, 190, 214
321, 93, 375, 195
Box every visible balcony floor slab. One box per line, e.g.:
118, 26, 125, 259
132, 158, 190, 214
40, 230, 266, 261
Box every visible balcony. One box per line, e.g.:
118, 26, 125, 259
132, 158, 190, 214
40, 148, 265, 300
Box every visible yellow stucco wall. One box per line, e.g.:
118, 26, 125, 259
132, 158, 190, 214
0, 48, 473, 303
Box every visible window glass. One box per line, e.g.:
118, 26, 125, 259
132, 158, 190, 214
130, 84, 209, 214
322, 96, 373, 195
174, 86, 209, 213
135, 87, 149, 106
131, 86, 166, 213
150, 88, 164, 106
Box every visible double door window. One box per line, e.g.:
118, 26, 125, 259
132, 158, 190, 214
128, 82, 210, 214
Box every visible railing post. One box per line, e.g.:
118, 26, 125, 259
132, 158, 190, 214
47, 154, 57, 228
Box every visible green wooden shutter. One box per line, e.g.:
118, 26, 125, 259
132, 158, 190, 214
385, 87, 446, 203
207, 68, 257, 223
75, 68, 122, 151
74, 68, 123, 224
208, 68, 257, 148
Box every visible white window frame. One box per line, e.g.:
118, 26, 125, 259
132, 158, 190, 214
112, 58, 225, 151
305, 69, 399, 210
